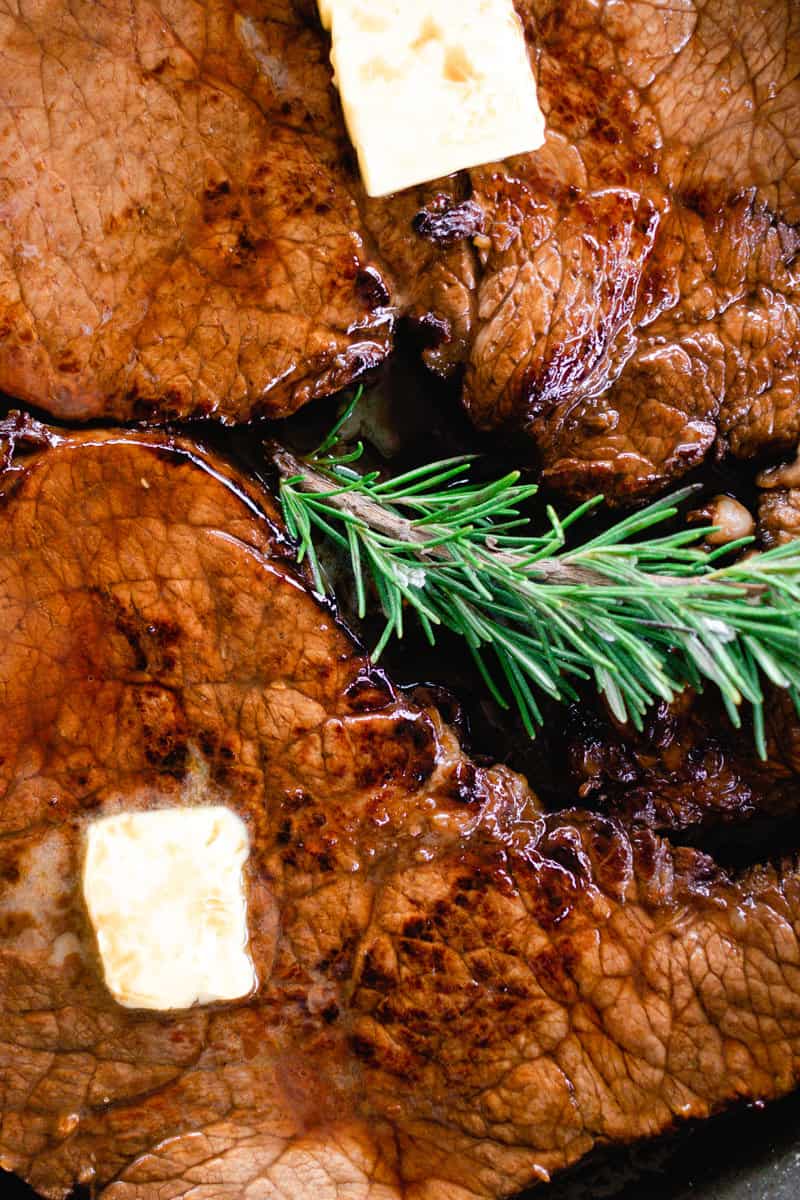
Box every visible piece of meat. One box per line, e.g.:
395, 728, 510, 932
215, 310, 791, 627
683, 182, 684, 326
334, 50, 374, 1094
0, 0, 398, 420
5, 425, 800, 1200
759, 446, 800, 548
564, 693, 800, 835
1, 0, 797, 505
761, 489, 800, 548
458, 0, 800, 498
0, 0, 476, 424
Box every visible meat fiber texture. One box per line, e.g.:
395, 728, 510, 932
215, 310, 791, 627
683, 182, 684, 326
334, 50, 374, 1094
759, 445, 800, 548
0, 1, 797, 500
4, 424, 800, 1200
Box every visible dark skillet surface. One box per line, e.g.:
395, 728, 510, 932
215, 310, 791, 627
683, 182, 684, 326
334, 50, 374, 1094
2, 371, 800, 1200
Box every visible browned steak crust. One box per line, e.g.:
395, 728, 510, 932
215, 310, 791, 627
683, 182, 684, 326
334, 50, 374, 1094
457, 0, 800, 499
759, 447, 800, 548
563, 693, 800, 834
3, 424, 800, 1200
0, 0, 397, 420
0, 1, 797, 501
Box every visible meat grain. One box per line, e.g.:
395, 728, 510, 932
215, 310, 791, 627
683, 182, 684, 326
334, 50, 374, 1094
0, 0, 396, 420
459, 0, 800, 498
564, 693, 800, 834
3, 425, 800, 1200
759, 446, 800, 548
0, 1, 797, 499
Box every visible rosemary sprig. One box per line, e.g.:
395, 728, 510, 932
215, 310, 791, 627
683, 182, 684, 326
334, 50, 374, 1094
275, 396, 800, 757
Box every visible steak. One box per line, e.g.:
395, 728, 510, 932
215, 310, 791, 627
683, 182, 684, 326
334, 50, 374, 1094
1, 1, 797, 500
0, 0, 397, 421
455, 0, 800, 498
563, 693, 800, 835
759, 445, 800, 548
4, 424, 800, 1200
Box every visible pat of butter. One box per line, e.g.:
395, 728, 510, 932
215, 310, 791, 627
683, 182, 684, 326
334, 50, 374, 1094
322, 0, 545, 197
83, 807, 256, 1011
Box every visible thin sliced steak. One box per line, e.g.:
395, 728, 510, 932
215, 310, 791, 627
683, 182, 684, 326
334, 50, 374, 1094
563, 693, 800, 834
3, 424, 800, 1199
0, 0, 398, 420
759, 446, 800, 548
457, 0, 800, 497
1, 1, 797, 503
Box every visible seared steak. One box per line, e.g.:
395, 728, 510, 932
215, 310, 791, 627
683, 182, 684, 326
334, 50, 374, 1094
4, 424, 800, 1200
1, 1, 797, 500
0, 0, 397, 420
564, 693, 800, 835
457, 0, 800, 498
759, 446, 800, 547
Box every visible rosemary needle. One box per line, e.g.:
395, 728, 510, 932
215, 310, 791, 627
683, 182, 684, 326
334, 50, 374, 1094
275, 395, 800, 757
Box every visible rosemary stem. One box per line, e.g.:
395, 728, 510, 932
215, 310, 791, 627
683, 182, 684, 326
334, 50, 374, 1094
273, 447, 660, 590
270, 417, 800, 758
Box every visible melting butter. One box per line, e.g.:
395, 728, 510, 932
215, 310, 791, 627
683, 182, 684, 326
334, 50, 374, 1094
320, 0, 545, 196
83, 807, 256, 1011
